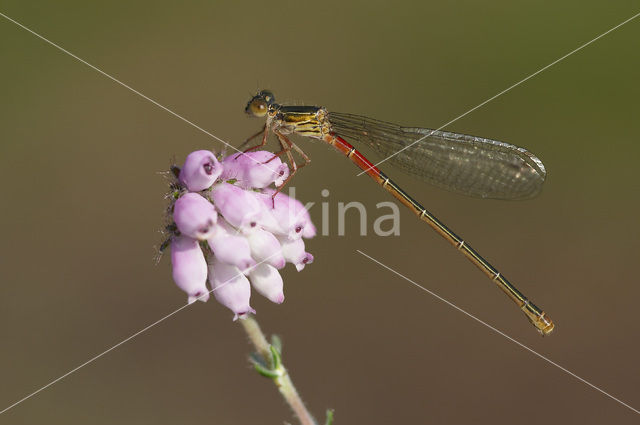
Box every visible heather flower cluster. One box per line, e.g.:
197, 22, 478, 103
167, 150, 315, 319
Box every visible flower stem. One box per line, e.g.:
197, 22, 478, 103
240, 316, 316, 425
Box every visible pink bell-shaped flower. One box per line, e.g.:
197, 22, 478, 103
170, 235, 209, 303
207, 220, 256, 273
279, 237, 314, 271
245, 228, 286, 269
221, 151, 289, 189
249, 263, 284, 304
179, 150, 222, 191
210, 182, 263, 230
208, 257, 255, 320
256, 188, 315, 240
173, 193, 218, 240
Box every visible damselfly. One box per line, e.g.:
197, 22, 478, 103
243, 90, 553, 335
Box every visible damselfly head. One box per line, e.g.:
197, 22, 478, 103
245, 90, 276, 117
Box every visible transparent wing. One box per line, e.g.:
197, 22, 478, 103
328, 112, 546, 200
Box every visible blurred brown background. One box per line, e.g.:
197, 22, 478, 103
1, 1, 639, 424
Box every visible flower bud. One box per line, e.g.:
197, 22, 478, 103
286, 196, 316, 239
179, 150, 222, 191
295, 252, 314, 272
170, 235, 209, 303
222, 151, 289, 189
246, 228, 286, 269
279, 237, 314, 271
258, 189, 313, 240
207, 221, 256, 273
173, 193, 218, 240
209, 258, 254, 319
210, 182, 263, 230
249, 263, 284, 304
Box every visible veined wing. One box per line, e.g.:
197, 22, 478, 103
328, 112, 546, 200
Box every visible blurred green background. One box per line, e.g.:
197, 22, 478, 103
1, 1, 639, 424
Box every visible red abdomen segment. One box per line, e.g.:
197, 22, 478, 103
321, 132, 554, 335
323, 133, 386, 181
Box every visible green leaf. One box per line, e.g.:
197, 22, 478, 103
324, 409, 334, 425
269, 345, 282, 370
249, 352, 266, 368
252, 361, 280, 379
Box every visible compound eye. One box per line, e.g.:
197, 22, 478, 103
260, 90, 275, 103
249, 99, 268, 117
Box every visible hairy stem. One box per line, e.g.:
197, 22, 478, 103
240, 316, 316, 425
